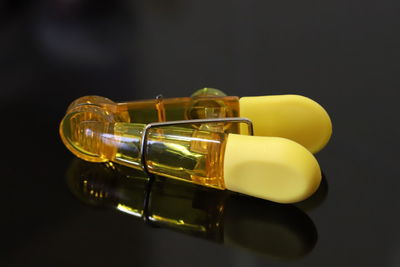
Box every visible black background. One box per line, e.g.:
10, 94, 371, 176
2, 0, 400, 266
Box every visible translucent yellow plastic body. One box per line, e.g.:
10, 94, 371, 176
60, 112, 227, 189
67, 88, 240, 133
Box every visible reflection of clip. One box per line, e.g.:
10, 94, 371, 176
140, 117, 254, 176
66, 158, 318, 260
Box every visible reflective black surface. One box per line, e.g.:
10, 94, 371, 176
66, 159, 319, 259
2, 1, 400, 266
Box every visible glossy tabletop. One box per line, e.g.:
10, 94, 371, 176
2, 1, 400, 266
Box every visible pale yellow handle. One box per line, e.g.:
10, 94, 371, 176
240, 95, 332, 153
224, 134, 321, 203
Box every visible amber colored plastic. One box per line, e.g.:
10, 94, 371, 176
60, 88, 237, 189
60, 107, 227, 189
66, 88, 240, 132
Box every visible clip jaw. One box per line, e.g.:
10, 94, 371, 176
60, 92, 252, 164
140, 117, 254, 177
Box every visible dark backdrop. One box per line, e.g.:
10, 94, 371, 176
2, 1, 400, 266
